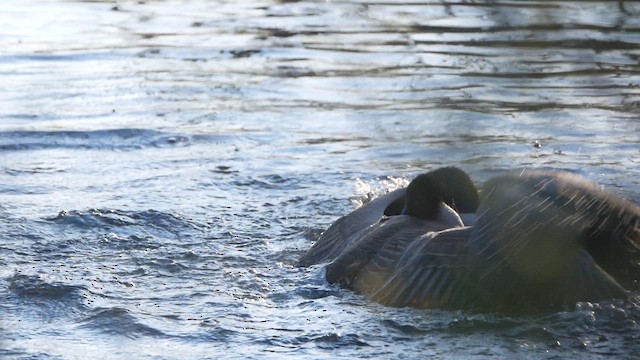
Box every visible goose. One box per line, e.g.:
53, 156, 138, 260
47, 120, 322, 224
299, 168, 640, 313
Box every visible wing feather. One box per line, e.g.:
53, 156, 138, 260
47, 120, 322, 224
468, 171, 635, 311
370, 228, 473, 309
298, 189, 405, 266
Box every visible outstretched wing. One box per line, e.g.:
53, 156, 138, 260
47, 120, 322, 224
366, 227, 473, 309
535, 171, 640, 289
468, 170, 635, 311
298, 188, 406, 267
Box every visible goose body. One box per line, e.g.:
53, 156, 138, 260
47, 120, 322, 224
298, 168, 640, 313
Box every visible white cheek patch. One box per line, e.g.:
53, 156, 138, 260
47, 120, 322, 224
437, 203, 465, 228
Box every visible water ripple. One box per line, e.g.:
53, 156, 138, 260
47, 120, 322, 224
79, 307, 166, 339
44, 208, 200, 234
0, 129, 233, 152
9, 273, 86, 302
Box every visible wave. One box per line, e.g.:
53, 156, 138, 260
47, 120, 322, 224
7, 273, 90, 316
79, 307, 166, 339
0, 128, 228, 152
9, 273, 84, 299
44, 208, 201, 233
293, 332, 370, 348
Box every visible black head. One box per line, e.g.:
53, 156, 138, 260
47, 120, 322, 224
428, 167, 479, 213
402, 173, 446, 220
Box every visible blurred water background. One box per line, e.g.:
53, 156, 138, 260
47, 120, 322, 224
1, 0, 640, 358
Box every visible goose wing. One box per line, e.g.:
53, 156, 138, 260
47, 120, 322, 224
364, 227, 473, 309
324, 215, 423, 288
298, 188, 406, 266
468, 170, 635, 311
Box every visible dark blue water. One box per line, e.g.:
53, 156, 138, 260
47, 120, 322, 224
2, 0, 640, 358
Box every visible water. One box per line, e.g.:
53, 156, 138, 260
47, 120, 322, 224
2, 0, 640, 358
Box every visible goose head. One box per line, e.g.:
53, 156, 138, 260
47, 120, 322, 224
402, 172, 465, 227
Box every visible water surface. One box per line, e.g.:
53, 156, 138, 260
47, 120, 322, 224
2, 0, 640, 358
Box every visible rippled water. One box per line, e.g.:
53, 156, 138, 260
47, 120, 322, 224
2, 0, 640, 358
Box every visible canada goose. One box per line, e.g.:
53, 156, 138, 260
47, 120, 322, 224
300, 169, 640, 313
